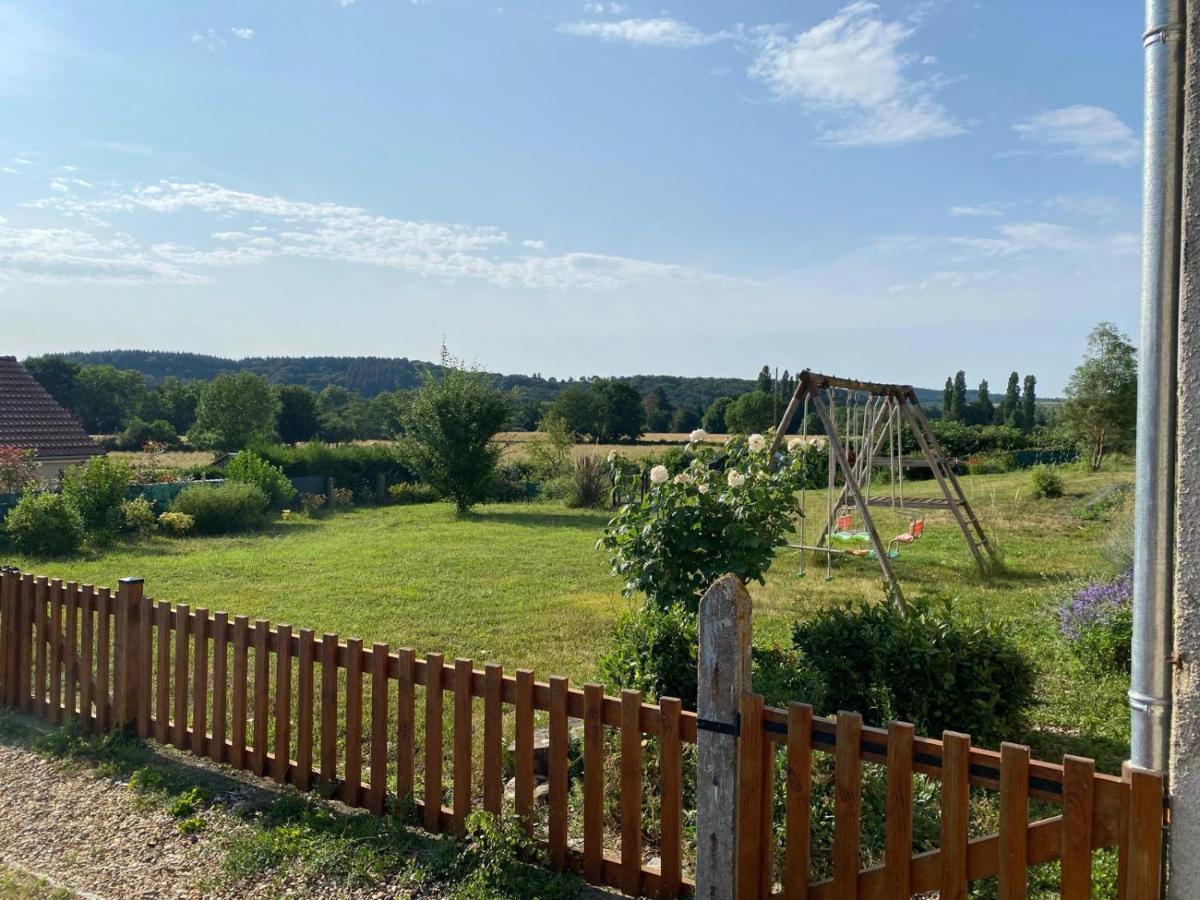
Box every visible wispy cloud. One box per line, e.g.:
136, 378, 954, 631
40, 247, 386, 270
230, 27, 255, 41
10, 178, 740, 292
559, 18, 731, 49
1013, 105, 1140, 167
192, 28, 226, 52
582, 2, 625, 13
747, 2, 962, 146
949, 221, 1086, 257
950, 203, 1004, 217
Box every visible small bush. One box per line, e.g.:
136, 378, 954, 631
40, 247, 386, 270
1060, 571, 1133, 674
225, 451, 297, 509
299, 493, 327, 516
492, 461, 535, 502
4, 491, 84, 556
388, 482, 440, 505
1030, 465, 1065, 499
117, 418, 179, 451
565, 454, 609, 509
121, 497, 157, 536
61, 456, 134, 538
330, 486, 354, 508
597, 603, 698, 707
1103, 494, 1135, 573
966, 451, 1014, 475
158, 511, 195, 535
791, 599, 1038, 744
170, 483, 270, 535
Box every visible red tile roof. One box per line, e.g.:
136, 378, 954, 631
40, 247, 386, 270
0, 356, 103, 461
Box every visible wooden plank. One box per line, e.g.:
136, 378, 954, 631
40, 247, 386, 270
997, 742, 1030, 900
786, 703, 813, 900
320, 633, 338, 790
454, 658, 475, 833
738, 693, 767, 900
295, 629, 315, 792
0, 571, 14, 707
136, 592, 151, 736
231, 616, 250, 770
96, 588, 112, 731
548, 675, 569, 868
1061, 755, 1095, 899
833, 711, 862, 900
17, 575, 33, 714
34, 577, 47, 718
483, 663, 503, 816
273, 624, 293, 783
424, 652, 445, 832
64, 583, 78, 719
583, 682, 605, 884
940, 732, 971, 900
191, 608, 208, 756
515, 669, 534, 834
252, 620, 270, 777
342, 638, 364, 805
621, 689, 644, 899
172, 603, 189, 748
369, 642, 390, 815
659, 695, 682, 900
154, 601, 169, 743
1124, 767, 1163, 900
49, 580, 62, 723
396, 648, 415, 801
210, 612, 228, 762
883, 721, 913, 900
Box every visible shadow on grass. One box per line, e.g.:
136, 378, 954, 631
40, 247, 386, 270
463, 508, 611, 530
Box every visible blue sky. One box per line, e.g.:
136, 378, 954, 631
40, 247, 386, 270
0, 1, 1142, 392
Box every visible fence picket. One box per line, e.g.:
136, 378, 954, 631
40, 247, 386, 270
274, 624, 293, 782
483, 663, 503, 816
49, 580, 62, 723
252, 621, 270, 776
154, 601, 169, 743
998, 742, 1030, 900
34, 577, 48, 718
369, 643, 389, 814
343, 638, 364, 804
211, 612, 228, 762
659, 695, 682, 900
834, 711, 863, 900
296, 629, 315, 791
738, 693, 767, 900
424, 652, 444, 832
454, 658, 474, 833
549, 675, 569, 869
96, 588, 111, 731
320, 633, 338, 789
1062, 755, 1095, 898
172, 603, 189, 748
1125, 767, 1164, 899
136, 592, 151, 736
583, 682, 604, 883
940, 732, 971, 900
231, 616, 250, 770
18, 575, 33, 713
64, 583, 78, 720
515, 669, 534, 834
397, 648, 415, 801
621, 689, 644, 899
192, 609, 209, 756
786, 702, 813, 900
884, 721, 914, 900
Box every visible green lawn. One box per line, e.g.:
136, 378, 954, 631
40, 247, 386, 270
3, 463, 1134, 769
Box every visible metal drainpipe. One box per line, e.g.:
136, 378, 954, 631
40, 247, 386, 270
1131, 0, 1185, 774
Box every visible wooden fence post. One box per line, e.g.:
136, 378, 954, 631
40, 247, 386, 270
695, 574, 753, 900
113, 578, 144, 730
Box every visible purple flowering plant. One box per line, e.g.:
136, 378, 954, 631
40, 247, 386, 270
1058, 570, 1133, 673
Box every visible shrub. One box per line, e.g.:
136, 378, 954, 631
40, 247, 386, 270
121, 497, 157, 536
4, 492, 84, 556
170, 483, 270, 535
597, 604, 698, 707
492, 461, 535, 502
388, 482, 439, 505
0, 446, 40, 493
1060, 571, 1133, 674
791, 598, 1038, 744
225, 451, 297, 509
299, 493, 327, 516
61, 456, 134, 538
117, 418, 178, 451
330, 487, 354, 508
565, 454, 609, 509
966, 452, 1014, 475
256, 442, 415, 485
158, 511, 195, 535
1030, 465, 1065, 499
600, 432, 808, 612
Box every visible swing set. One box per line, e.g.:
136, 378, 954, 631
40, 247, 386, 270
770, 370, 998, 606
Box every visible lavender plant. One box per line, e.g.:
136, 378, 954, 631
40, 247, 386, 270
1059, 570, 1133, 674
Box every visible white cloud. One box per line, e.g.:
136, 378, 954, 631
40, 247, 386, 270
192, 28, 226, 51
559, 18, 729, 49
950, 203, 1004, 217
747, 2, 962, 146
1, 167, 19, 175
10, 178, 737, 292
230, 27, 255, 40
1013, 105, 1140, 167
334, 0, 355, 6
12, 158, 33, 166
949, 221, 1086, 257
521, 239, 546, 250
583, 2, 625, 13
49, 179, 70, 194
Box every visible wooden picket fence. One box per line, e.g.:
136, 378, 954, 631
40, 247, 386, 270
0, 567, 1167, 898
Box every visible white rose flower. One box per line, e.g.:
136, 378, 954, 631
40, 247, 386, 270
787, 437, 804, 452
727, 469, 746, 488
650, 464, 669, 484
698, 483, 710, 494
607, 450, 617, 463
673, 472, 691, 485
748, 433, 766, 453
689, 428, 707, 443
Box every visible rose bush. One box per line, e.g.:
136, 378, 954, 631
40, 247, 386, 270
599, 431, 810, 612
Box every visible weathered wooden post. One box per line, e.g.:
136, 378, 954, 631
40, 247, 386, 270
695, 574, 753, 900
113, 577, 144, 730
325, 476, 336, 506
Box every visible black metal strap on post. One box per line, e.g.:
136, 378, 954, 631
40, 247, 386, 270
697, 714, 740, 737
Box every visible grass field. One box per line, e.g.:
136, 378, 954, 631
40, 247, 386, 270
3, 464, 1132, 769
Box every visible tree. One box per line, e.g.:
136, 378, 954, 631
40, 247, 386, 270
756, 365, 773, 393
276, 385, 321, 444
669, 406, 702, 432
642, 387, 674, 432
72, 364, 146, 433
139, 376, 201, 435
1021, 374, 1038, 431
950, 371, 969, 422
972, 379, 994, 425
1001, 372, 1021, 426
942, 377, 954, 419
23, 355, 80, 410
403, 348, 511, 513
192, 371, 280, 451
1061, 323, 1137, 470
316, 385, 360, 443
702, 396, 734, 433
593, 379, 645, 442
548, 384, 601, 439
724, 391, 775, 434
